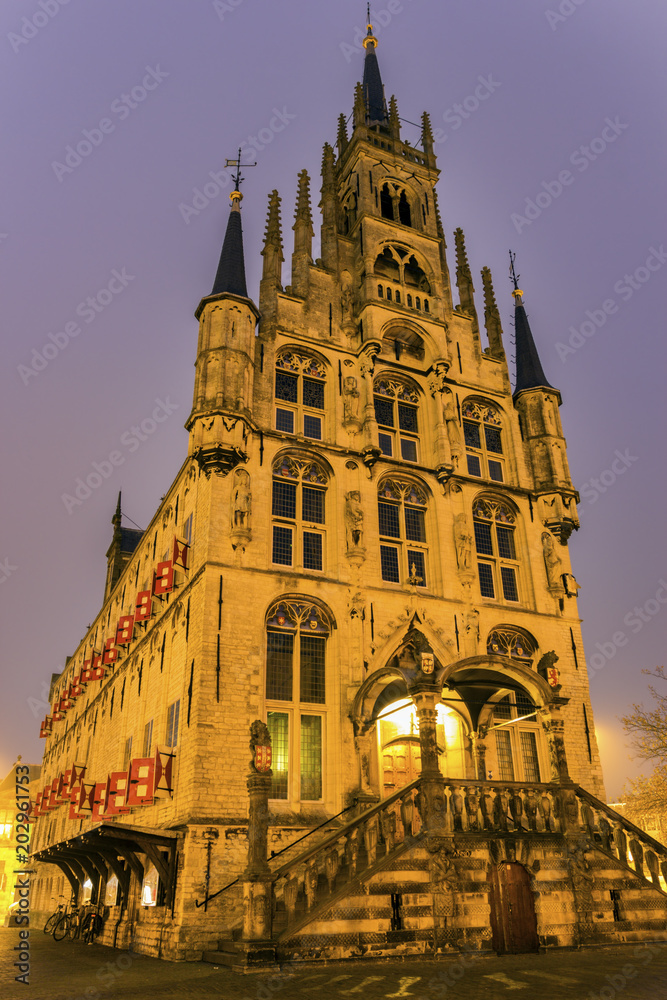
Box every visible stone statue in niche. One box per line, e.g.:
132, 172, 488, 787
541, 531, 563, 591
342, 376, 360, 423
341, 272, 354, 325
231, 470, 252, 531
344, 491, 364, 550
453, 513, 473, 572
442, 391, 462, 467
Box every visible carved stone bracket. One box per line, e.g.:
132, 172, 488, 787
194, 444, 248, 478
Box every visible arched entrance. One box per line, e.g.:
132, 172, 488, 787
487, 862, 539, 954
376, 699, 467, 795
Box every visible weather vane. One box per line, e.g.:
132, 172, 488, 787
509, 250, 520, 291
224, 147, 257, 192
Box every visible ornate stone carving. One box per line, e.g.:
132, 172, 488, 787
453, 512, 473, 574
342, 375, 361, 425
442, 390, 462, 468
249, 720, 271, 773
344, 491, 365, 553
542, 531, 565, 594
194, 443, 247, 478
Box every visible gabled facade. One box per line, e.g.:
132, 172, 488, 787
29, 20, 667, 964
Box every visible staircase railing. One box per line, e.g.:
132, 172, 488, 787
574, 785, 667, 892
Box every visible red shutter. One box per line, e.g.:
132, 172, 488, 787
126, 758, 155, 806
154, 746, 176, 798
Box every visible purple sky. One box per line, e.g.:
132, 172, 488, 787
1, 0, 665, 798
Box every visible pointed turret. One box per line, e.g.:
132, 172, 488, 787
353, 82, 366, 129
388, 95, 400, 139
337, 113, 349, 156
104, 492, 143, 602
509, 255, 577, 540
319, 143, 338, 271
211, 190, 248, 298
259, 189, 284, 318
512, 286, 555, 397
481, 266, 505, 360
292, 169, 314, 296
454, 227, 480, 344
361, 8, 387, 126
421, 111, 434, 158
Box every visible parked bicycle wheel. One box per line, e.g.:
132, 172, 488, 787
67, 911, 81, 940
83, 912, 102, 944
52, 913, 71, 941
43, 912, 59, 935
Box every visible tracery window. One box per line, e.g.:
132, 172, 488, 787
473, 497, 520, 603
378, 479, 428, 587
274, 351, 326, 441
374, 377, 420, 462
373, 245, 430, 313
462, 400, 504, 482
271, 457, 327, 572
486, 627, 537, 664
265, 600, 331, 802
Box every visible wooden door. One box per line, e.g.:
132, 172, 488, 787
382, 740, 421, 796
488, 862, 539, 954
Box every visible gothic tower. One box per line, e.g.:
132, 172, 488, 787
30, 17, 667, 966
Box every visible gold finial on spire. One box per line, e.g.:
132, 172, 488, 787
363, 3, 378, 48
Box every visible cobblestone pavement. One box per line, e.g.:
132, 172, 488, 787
4, 929, 667, 1000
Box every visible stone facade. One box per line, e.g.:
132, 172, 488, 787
28, 22, 667, 964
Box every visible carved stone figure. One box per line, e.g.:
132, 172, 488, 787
442, 391, 462, 466
249, 720, 271, 772
344, 491, 364, 550
231, 470, 252, 530
342, 376, 360, 423
453, 512, 473, 572
341, 282, 354, 324
541, 531, 563, 591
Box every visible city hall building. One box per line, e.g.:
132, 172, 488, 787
29, 20, 667, 965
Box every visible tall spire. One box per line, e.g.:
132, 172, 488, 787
481, 266, 505, 359
510, 252, 555, 397
211, 189, 248, 298
292, 169, 314, 296
362, 7, 387, 126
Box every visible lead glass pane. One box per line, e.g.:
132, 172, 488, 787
303, 378, 325, 410
398, 403, 418, 433
300, 635, 326, 703
407, 549, 426, 587
272, 525, 293, 566
478, 562, 495, 598
380, 546, 400, 583
272, 480, 296, 519
303, 532, 323, 571
276, 408, 295, 433
474, 521, 493, 555
267, 711, 289, 799
400, 438, 418, 462
496, 526, 516, 560
404, 506, 425, 542
488, 460, 504, 482
495, 729, 515, 781
520, 731, 540, 783
275, 372, 298, 402
378, 502, 400, 538
302, 487, 325, 524
485, 426, 503, 454
378, 433, 393, 456
501, 567, 519, 602
300, 715, 322, 800
266, 632, 293, 701
374, 397, 394, 427
466, 455, 481, 477
493, 696, 512, 720
303, 414, 322, 439
463, 421, 481, 449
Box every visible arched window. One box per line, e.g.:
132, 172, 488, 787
271, 457, 327, 572
274, 351, 326, 441
487, 627, 537, 664
265, 599, 331, 801
373, 245, 430, 312
374, 376, 420, 462
462, 399, 504, 482
473, 497, 520, 602
378, 478, 428, 586
398, 191, 411, 226
491, 692, 542, 783
380, 183, 394, 220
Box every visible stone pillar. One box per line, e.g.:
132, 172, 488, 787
540, 708, 581, 835
412, 688, 447, 836
354, 729, 379, 810
241, 723, 274, 945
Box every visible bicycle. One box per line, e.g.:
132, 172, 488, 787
81, 901, 105, 945
43, 896, 66, 935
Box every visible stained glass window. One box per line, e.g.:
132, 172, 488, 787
463, 399, 504, 481
275, 352, 326, 438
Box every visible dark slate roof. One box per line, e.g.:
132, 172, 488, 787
211, 204, 248, 297
120, 527, 143, 555
363, 47, 387, 125
513, 300, 556, 396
